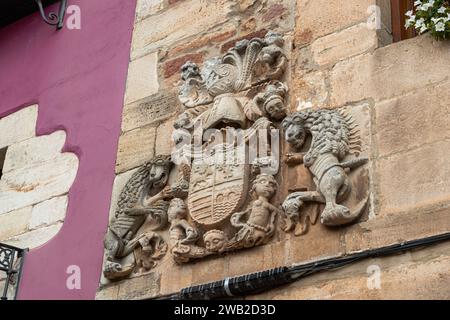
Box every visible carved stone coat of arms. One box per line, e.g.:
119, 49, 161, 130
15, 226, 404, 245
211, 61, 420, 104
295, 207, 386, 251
102, 30, 369, 281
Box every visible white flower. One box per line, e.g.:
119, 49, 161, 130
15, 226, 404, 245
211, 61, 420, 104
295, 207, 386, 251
414, 0, 422, 6
406, 10, 414, 17
438, 6, 447, 14
415, 18, 428, 33
415, 17, 425, 27
419, 0, 435, 11
297, 101, 313, 111
431, 17, 442, 24
435, 21, 446, 32
405, 17, 416, 28
420, 24, 429, 33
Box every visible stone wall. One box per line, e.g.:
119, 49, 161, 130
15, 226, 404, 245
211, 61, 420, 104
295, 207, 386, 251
0, 105, 78, 249
0, 105, 79, 299
96, 0, 450, 299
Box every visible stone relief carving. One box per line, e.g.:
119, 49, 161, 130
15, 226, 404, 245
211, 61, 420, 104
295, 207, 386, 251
168, 198, 207, 263
178, 31, 286, 112
281, 108, 369, 235
103, 155, 173, 280
166, 30, 287, 263
244, 81, 288, 122
228, 173, 282, 249
103, 30, 370, 281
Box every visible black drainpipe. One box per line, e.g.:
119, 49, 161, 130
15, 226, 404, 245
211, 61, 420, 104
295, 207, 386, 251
154, 232, 450, 300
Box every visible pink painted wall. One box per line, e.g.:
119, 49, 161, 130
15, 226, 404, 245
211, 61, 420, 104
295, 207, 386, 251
0, 0, 136, 299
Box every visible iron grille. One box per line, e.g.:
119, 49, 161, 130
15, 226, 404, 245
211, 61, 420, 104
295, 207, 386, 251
0, 243, 27, 300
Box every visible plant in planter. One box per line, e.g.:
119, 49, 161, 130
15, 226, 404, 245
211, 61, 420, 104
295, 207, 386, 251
405, 0, 450, 40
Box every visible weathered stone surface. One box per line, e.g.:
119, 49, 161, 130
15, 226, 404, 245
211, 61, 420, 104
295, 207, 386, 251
0, 206, 32, 240
159, 261, 193, 296
295, 0, 375, 45
246, 241, 450, 299
330, 35, 450, 107
2, 130, 67, 173
155, 118, 175, 156
221, 29, 268, 53
164, 53, 203, 79
0, 105, 37, 149
238, 0, 256, 11
122, 90, 179, 133
168, 0, 186, 5
310, 23, 378, 67
345, 204, 450, 252
4, 223, 62, 249
29, 196, 67, 230
291, 71, 329, 110
124, 52, 159, 105
0, 153, 78, 215
167, 23, 236, 58
288, 226, 344, 264
95, 284, 119, 300
375, 140, 450, 216
375, 82, 450, 158
136, 0, 164, 21
115, 126, 156, 173
262, 3, 287, 23
117, 272, 160, 300
131, 0, 233, 60
258, 0, 295, 32
227, 245, 269, 277
190, 256, 227, 285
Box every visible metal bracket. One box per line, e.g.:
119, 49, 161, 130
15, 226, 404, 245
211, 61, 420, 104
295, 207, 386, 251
34, 0, 67, 30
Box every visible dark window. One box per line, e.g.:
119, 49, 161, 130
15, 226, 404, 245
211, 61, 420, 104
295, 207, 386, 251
391, 0, 417, 42
0, 147, 7, 180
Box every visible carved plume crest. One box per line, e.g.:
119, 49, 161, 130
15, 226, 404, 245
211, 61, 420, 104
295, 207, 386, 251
178, 31, 287, 108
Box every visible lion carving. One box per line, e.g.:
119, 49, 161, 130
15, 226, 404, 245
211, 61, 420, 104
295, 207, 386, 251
281, 108, 369, 234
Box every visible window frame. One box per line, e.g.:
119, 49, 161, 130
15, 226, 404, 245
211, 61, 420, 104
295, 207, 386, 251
391, 0, 417, 42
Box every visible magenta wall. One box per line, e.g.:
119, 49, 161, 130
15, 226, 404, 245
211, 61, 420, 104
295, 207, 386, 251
0, 0, 136, 299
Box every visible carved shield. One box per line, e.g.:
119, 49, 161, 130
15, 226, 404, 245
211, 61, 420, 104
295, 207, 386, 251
188, 160, 249, 227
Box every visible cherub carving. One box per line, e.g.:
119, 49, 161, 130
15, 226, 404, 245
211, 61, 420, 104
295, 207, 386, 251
203, 229, 228, 253
244, 81, 288, 121
229, 173, 282, 248
134, 230, 168, 274
168, 198, 207, 263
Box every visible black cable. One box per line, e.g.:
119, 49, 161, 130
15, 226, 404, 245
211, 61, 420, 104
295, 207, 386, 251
155, 231, 450, 300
